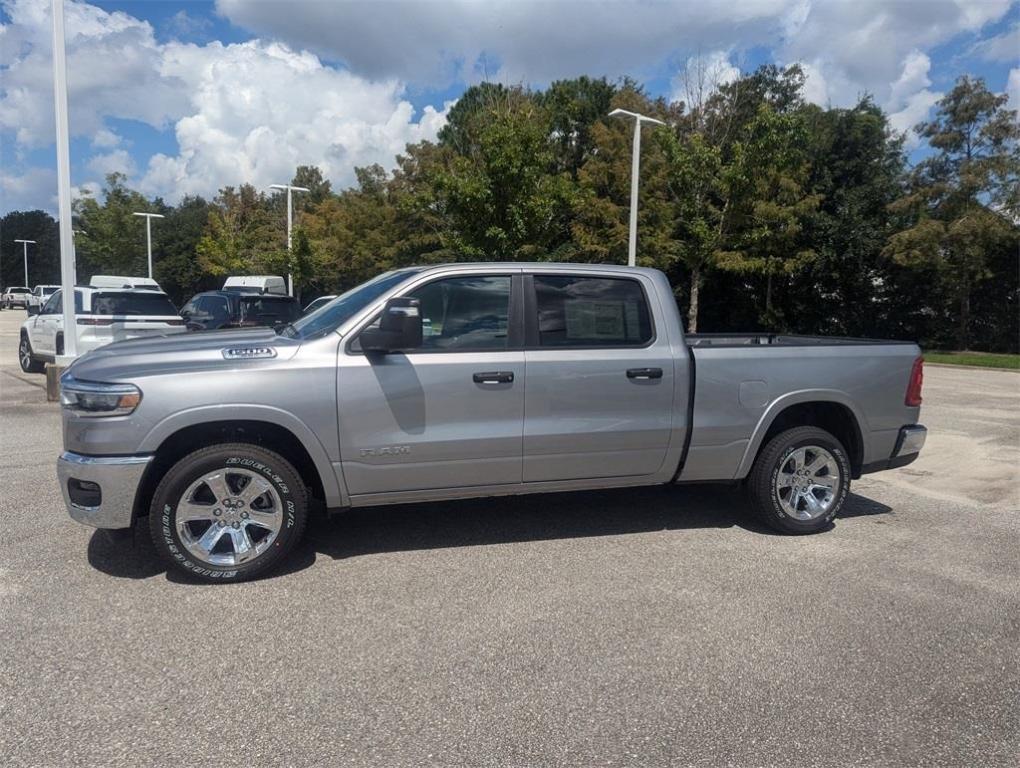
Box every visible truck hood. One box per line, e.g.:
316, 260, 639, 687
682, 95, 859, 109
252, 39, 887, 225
67, 327, 302, 383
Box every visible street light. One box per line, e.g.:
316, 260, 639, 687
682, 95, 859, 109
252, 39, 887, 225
608, 108, 667, 267
13, 239, 35, 286
52, 0, 77, 361
269, 183, 310, 296
132, 212, 165, 279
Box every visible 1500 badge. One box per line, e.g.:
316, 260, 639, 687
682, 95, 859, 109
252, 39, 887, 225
360, 446, 411, 457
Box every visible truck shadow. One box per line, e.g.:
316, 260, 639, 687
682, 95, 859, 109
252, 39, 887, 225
86, 485, 892, 583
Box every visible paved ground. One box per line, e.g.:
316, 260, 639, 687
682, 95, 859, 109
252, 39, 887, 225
1, 307, 1017, 767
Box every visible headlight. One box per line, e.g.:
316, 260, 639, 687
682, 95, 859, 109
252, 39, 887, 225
60, 376, 142, 417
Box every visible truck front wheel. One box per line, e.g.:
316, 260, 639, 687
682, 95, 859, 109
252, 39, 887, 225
747, 426, 850, 534
148, 444, 308, 582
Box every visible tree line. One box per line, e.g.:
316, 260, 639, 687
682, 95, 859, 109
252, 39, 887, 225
2, 66, 1017, 352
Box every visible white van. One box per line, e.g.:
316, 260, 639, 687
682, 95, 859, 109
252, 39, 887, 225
90, 275, 163, 291
222, 275, 287, 295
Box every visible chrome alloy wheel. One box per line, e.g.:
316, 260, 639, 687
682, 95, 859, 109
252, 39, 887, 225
775, 445, 841, 521
175, 468, 282, 566
19, 337, 34, 371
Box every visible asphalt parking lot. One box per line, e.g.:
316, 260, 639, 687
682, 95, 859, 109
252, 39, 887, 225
1, 307, 1017, 767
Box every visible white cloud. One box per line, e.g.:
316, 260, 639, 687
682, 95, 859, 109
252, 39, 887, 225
778, 0, 1011, 107
216, 0, 796, 86
0, 0, 450, 209
670, 50, 741, 106
135, 40, 452, 201
1, 165, 56, 211
87, 148, 136, 178
90, 128, 121, 149
0, 0, 189, 147
970, 22, 1020, 62
885, 51, 942, 144
218, 0, 1013, 109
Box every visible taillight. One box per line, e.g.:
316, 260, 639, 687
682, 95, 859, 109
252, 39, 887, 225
905, 356, 924, 406
77, 318, 113, 326
166, 319, 185, 326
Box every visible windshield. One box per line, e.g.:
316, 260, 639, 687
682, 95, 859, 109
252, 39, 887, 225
282, 269, 423, 340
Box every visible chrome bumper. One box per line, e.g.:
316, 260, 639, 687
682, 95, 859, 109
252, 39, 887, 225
893, 425, 927, 458
57, 451, 153, 529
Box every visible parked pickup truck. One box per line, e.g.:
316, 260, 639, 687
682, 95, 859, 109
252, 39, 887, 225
57, 263, 927, 582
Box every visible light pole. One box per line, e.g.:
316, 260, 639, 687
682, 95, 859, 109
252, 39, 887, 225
132, 212, 165, 279
269, 183, 310, 296
52, 0, 77, 361
14, 239, 35, 286
608, 108, 667, 267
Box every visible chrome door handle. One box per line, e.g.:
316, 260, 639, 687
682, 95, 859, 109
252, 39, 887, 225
473, 371, 514, 384
626, 367, 663, 380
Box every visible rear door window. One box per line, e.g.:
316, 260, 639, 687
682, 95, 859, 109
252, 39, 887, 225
91, 292, 179, 316
532, 275, 653, 347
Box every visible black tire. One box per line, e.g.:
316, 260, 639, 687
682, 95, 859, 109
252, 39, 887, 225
148, 443, 308, 582
18, 333, 45, 373
746, 426, 851, 534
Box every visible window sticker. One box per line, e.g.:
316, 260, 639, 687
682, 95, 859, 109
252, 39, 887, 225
565, 300, 626, 339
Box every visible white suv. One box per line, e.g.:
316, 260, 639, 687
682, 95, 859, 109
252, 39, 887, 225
19, 286, 187, 373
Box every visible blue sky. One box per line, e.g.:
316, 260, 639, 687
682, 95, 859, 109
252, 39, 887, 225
1, 0, 1017, 214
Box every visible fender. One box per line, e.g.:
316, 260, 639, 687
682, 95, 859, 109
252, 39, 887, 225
139, 403, 348, 507
733, 389, 871, 479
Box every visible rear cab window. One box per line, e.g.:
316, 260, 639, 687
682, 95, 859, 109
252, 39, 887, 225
531, 274, 653, 347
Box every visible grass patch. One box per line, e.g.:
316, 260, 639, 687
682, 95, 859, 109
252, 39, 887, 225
924, 351, 1020, 370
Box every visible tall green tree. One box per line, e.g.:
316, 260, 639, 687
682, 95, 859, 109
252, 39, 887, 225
884, 75, 1020, 348
197, 184, 286, 280
0, 210, 59, 288
74, 173, 155, 280
572, 85, 673, 268
715, 103, 821, 326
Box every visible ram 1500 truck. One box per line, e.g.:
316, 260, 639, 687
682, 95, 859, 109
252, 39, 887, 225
57, 264, 927, 582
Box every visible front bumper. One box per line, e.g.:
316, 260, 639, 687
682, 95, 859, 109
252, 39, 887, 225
860, 424, 927, 475
57, 451, 153, 529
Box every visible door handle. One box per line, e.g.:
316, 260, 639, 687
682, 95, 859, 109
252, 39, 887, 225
626, 367, 663, 380
473, 371, 514, 384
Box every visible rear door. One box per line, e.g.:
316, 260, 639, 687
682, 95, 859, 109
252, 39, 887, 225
338, 271, 525, 496
522, 272, 677, 482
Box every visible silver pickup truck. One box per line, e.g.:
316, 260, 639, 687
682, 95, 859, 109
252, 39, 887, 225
57, 263, 927, 582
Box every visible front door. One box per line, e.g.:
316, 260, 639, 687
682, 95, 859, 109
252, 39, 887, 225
338, 272, 525, 497
522, 272, 679, 482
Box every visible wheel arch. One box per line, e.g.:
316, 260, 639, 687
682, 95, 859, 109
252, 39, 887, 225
133, 411, 345, 522
735, 391, 869, 480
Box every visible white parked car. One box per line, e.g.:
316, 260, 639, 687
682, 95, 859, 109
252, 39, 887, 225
27, 284, 60, 310
3, 286, 32, 309
19, 286, 186, 373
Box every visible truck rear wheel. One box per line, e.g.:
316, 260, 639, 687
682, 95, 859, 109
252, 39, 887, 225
148, 443, 308, 582
747, 426, 850, 534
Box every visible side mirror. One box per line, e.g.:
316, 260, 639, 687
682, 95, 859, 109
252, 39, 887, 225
180, 309, 191, 319
360, 297, 423, 354
26, 304, 40, 317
